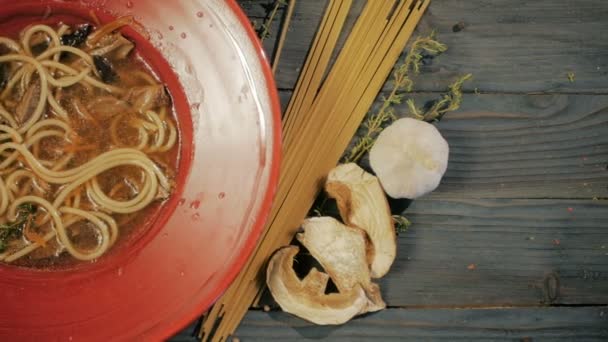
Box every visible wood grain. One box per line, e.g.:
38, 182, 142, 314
278, 91, 608, 199
174, 306, 608, 341
390, 93, 608, 199
249, 198, 608, 308
240, 0, 608, 93
173, 307, 608, 341
382, 198, 608, 306
237, 0, 289, 18
229, 307, 608, 341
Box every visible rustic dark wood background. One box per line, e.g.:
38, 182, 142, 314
172, 0, 608, 340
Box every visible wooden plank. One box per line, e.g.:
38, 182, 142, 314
172, 305, 608, 341
260, 93, 608, 307
238, 0, 361, 90
237, 0, 289, 18
233, 2, 287, 57
170, 320, 198, 342
277, 91, 608, 199
384, 198, 608, 306
264, 198, 608, 308
236, 0, 327, 76
251, 199, 608, 307
392, 93, 608, 199
239, 0, 608, 93
172, 307, 608, 341
227, 307, 608, 341
408, 0, 608, 93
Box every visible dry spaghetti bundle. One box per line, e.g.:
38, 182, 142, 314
200, 1, 430, 340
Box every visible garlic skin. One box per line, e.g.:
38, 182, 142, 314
369, 118, 449, 199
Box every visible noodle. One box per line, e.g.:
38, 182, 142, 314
131, 70, 157, 85
0, 37, 21, 52
0, 124, 23, 142
41, 60, 123, 93
1, 66, 28, 99
46, 67, 91, 88
0, 54, 48, 133
159, 120, 177, 152
21, 25, 62, 58
0, 176, 8, 215
0, 104, 18, 128
0, 21, 178, 265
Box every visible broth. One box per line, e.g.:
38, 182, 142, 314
0, 17, 180, 268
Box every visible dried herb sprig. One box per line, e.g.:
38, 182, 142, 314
567, 71, 575, 83
0, 204, 36, 253
402, 32, 448, 76
257, 0, 288, 42
408, 73, 472, 122
343, 32, 447, 164
392, 215, 411, 233
319, 33, 468, 234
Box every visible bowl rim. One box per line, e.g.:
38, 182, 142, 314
158, 0, 282, 339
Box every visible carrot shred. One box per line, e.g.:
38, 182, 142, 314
35, 178, 51, 192
87, 16, 134, 46
67, 130, 82, 144
108, 181, 126, 198
129, 18, 151, 41
34, 213, 46, 229
23, 218, 46, 247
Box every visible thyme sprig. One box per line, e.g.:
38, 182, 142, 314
257, 0, 288, 41
343, 32, 447, 164
408, 73, 472, 122
567, 71, 575, 83
0, 204, 36, 253
318, 32, 471, 235
393, 215, 412, 233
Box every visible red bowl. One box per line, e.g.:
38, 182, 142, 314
0, 1, 281, 340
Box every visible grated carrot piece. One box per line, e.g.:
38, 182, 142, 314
23, 218, 47, 247
87, 16, 134, 46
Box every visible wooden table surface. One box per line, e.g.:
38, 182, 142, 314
172, 0, 608, 340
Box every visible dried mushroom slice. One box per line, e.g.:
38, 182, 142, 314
369, 117, 449, 199
326, 163, 396, 278
296, 217, 385, 312
266, 246, 369, 325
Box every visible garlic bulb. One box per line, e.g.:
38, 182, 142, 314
369, 118, 449, 199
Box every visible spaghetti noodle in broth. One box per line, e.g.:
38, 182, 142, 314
0, 17, 178, 267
